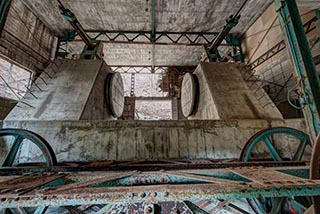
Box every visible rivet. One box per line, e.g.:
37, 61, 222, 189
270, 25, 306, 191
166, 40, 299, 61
140, 192, 146, 198
129, 193, 135, 198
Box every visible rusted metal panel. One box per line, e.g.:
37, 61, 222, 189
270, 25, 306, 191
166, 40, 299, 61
0, 166, 319, 208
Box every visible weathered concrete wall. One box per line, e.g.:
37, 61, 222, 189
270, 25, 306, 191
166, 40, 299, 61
0, 97, 17, 119
5, 59, 115, 120
189, 62, 283, 120
0, 119, 307, 162
0, 0, 55, 73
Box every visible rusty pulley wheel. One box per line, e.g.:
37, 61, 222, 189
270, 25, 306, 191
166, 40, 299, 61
240, 127, 312, 214
0, 128, 57, 167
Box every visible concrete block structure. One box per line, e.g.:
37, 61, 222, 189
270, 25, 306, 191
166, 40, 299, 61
189, 62, 283, 120
5, 60, 115, 120
0, 119, 306, 162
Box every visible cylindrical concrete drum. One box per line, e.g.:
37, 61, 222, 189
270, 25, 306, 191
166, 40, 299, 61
181, 73, 197, 117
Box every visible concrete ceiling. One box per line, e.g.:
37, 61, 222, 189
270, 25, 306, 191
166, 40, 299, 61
21, 0, 320, 66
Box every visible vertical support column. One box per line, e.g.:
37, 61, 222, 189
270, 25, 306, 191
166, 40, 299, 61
0, 0, 12, 35
150, 0, 156, 72
130, 73, 135, 97
274, 0, 320, 141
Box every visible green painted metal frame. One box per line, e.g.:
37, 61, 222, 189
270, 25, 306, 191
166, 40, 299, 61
274, 0, 320, 141
240, 127, 313, 213
205, 15, 241, 62
0, 0, 11, 35
0, 166, 318, 209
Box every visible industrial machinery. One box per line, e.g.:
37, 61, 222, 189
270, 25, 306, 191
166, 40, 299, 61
0, 128, 319, 213
0, 0, 320, 213
56, 0, 104, 60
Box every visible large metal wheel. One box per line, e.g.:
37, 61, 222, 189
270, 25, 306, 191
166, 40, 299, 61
240, 127, 312, 214
240, 127, 311, 162
0, 129, 57, 167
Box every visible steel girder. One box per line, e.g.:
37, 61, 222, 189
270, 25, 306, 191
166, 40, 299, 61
248, 15, 319, 70
0, 166, 318, 209
275, 0, 320, 141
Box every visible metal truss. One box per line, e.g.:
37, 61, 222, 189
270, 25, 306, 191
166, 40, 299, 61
248, 16, 319, 70
111, 66, 168, 74
83, 31, 223, 46
0, 163, 316, 213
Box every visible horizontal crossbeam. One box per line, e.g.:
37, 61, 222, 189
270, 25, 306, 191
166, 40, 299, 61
0, 166, 318, 208
248, 16, 318, 70
65, 31, 238, 46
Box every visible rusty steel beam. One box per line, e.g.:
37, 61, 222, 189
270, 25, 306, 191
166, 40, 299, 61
248, 16, 318, 70
0, 166, 319, 208
0, 160, 309, 175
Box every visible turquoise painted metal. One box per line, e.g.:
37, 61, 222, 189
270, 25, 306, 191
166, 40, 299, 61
0, 0, 11, 35
274, 0, 320, 141
0, 129, 57, 167
240, 127, 312, 162
315, 9, 320, 20
1, 173, 320, 208
205, 14, 241, 62
240, 127, 313, 214
57, 0, 93, 48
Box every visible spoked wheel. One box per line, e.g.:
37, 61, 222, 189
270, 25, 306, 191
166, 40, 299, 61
240, 127, 312, 214
0, 128, 57, 167
0, 129, 56, 214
